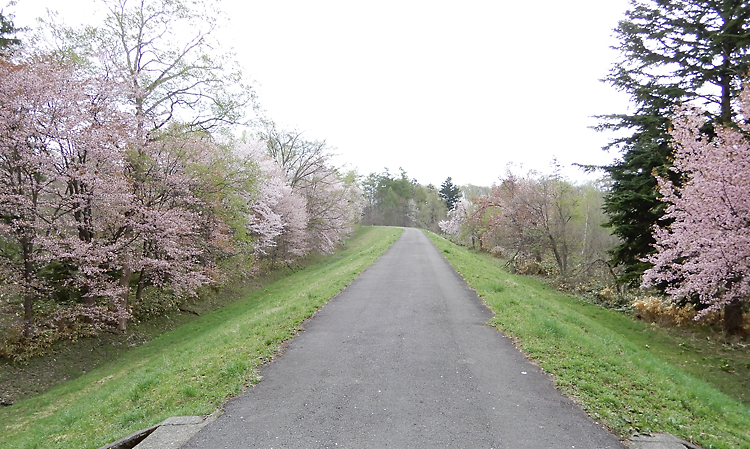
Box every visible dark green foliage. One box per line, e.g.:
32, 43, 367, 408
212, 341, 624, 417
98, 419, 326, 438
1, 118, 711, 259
601, 132, 675, 286
438, 177, 461, 211
0, 12, 21, 50
597, 0, 750, 286
361, 169, 446, 231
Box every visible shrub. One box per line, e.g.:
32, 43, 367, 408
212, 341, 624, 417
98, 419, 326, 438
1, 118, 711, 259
632, 296, 732, 328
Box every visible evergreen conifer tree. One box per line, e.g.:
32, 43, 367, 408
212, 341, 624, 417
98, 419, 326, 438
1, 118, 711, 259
439, 177, 461, 211
0, 12, 21, 49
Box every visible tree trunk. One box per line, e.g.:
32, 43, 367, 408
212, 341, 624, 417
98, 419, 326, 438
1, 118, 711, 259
549, 236, 566, 278
135, 268, 146, 303
23, 287, 34, 339
117, 265, 132, 332
718, 53, 732, 124
21, 236, 35, 338
723, 298, 746, 337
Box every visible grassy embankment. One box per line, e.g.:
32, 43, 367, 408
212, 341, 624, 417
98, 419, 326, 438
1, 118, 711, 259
0, 226, 403, 449
427, 231, 750, 449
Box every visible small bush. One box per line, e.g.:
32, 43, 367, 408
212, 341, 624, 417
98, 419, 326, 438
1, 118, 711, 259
632, 296, 729, 328
489, 246, 504, 258
513, 257, 556, 277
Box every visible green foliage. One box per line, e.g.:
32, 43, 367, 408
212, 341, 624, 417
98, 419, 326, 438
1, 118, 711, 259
600, 137, 674, 286
361, 168, 446, 231
438, 177, 461, 210
0, 9, 22, 50
0, 12, 20, 50
428, 232, 750, 448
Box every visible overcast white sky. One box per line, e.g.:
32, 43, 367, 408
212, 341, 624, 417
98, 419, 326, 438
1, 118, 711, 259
9, 0, 632, 187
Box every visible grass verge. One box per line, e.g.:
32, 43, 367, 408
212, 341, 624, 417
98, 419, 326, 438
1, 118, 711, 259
0, 226, 402, 449
427, 231, 750, 449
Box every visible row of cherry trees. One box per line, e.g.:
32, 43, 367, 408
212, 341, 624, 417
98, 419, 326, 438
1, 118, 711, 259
0, 56, 361, 339
0, 0, 362, 342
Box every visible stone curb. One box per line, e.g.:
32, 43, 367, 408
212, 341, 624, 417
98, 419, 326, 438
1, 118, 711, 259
100, 412, 221, 449
99, 425, 160, 449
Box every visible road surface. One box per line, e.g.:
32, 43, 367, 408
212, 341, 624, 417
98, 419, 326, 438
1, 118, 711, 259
184, 228, 625, 448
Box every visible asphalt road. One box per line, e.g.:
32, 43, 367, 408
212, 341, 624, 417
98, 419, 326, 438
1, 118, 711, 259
184, 228, 625, 448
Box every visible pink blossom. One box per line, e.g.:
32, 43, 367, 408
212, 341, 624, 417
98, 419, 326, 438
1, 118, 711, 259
642, 88, 750, 322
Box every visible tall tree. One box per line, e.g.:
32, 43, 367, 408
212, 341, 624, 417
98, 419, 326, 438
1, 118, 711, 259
258, 122, 362, 259
643, 93, 750, 336
0, 11, 21, 50
42, 0, 254, 134
241, 141, 308, 262
438, 177, 461, 211
34, 0, 257, 328
597, 0, 750, 286
0, 57, 134, 336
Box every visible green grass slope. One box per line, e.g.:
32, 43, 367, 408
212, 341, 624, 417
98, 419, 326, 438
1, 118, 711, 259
0, 226, 402, 449
427, 232, 750, 449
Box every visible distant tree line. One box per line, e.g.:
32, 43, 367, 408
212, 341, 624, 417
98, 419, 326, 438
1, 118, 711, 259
360, 169, 449, 232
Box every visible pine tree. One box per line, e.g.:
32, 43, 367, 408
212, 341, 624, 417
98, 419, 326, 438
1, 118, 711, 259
439, 177, 461, 211
0, 11, 21, 49
597, 0, 750, 286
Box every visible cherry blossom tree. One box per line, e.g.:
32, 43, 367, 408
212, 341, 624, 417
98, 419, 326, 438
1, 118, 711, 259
439, 167, 613, 280
642, 89, 750, 336
87, 126, 311, 331
439, 197, 472, 238
259, 123, 362, 259
269, 185, 310, 264
465, 188, 504, 251
0, 52, 239, 335
501, 171, 579, 277
114, 126, 250, 329
300, 166, 362, 255
38, 0, 254, 134
448, 170, 575, 273
0, 55, 134, 336
0, 58, 61, 337
236, 141, 308, 264
243, 135, 360, 265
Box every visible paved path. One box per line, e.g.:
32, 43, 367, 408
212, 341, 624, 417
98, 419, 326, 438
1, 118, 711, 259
184, 228, 625, 448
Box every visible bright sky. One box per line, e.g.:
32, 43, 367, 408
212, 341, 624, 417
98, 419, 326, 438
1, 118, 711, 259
9, 0, 632, 187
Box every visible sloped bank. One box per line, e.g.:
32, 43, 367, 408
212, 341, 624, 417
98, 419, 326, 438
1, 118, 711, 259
427, 231, 750, 449
0, 226, 402, 449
